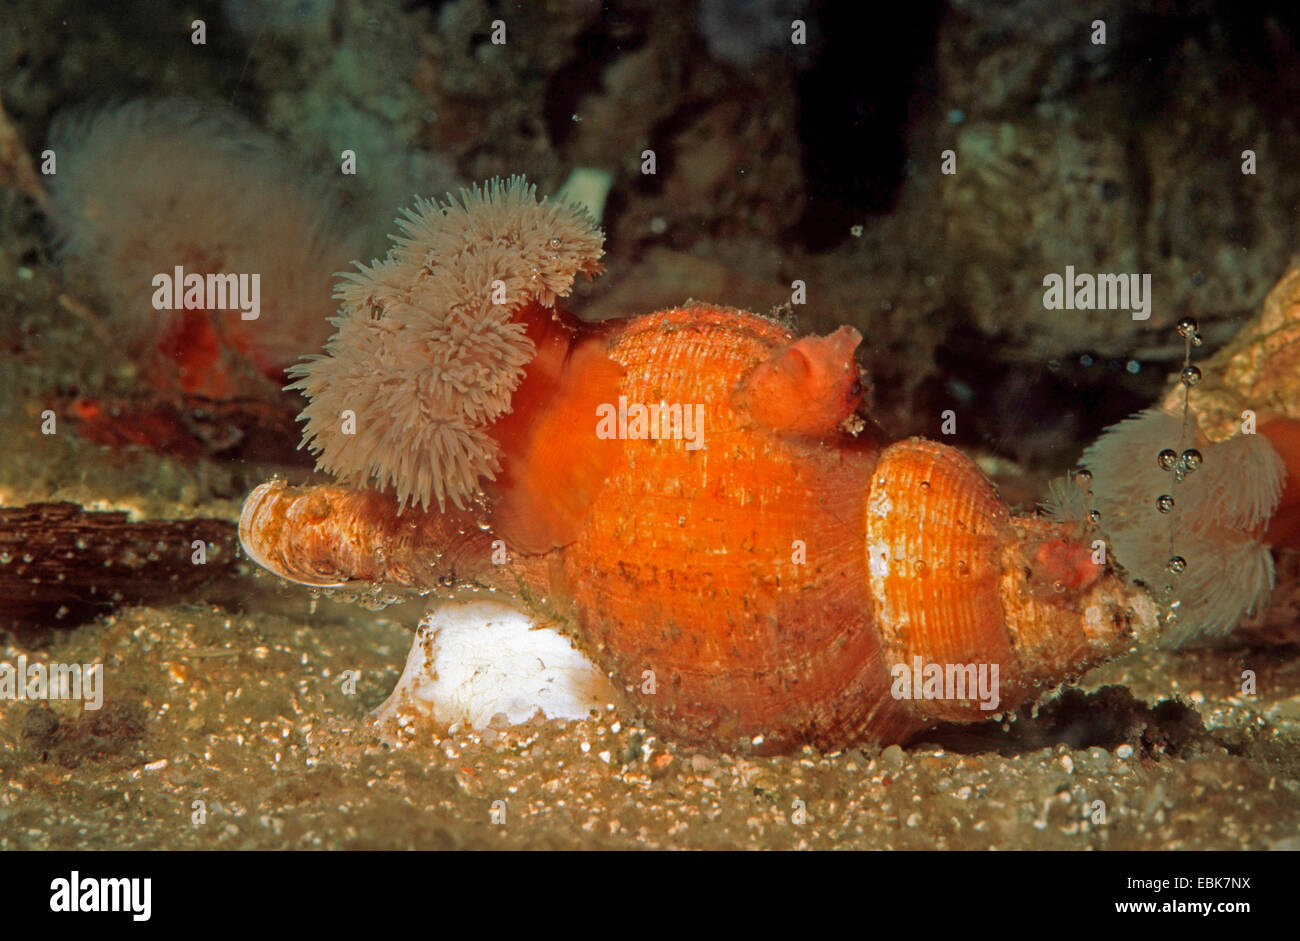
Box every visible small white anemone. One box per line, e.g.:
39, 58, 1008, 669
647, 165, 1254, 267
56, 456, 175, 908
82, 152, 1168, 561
47, 98, 364, 371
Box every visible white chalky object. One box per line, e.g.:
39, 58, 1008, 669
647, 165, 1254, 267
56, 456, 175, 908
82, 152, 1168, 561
372, 599, 613, 734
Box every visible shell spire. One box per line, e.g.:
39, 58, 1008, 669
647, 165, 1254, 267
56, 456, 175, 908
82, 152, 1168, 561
288, 175, 605, 512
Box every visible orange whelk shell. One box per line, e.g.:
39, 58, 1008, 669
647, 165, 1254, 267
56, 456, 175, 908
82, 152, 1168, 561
241, 309, 1158, 751
239, 177, 1160, 753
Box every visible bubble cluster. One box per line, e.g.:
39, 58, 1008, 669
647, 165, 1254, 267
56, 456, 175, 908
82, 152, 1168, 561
1176, 316, 1203, 346
1158, 317, 1206, 590
1157, 446, 1203, 481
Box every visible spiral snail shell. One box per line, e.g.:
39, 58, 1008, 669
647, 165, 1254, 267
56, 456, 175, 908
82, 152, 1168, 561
239, 177, 1158, 753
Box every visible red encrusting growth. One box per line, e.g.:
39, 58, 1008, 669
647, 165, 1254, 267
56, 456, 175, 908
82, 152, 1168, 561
153, 307, 285, 398
64, 398, 203, 459
1030, 535, 1104, 594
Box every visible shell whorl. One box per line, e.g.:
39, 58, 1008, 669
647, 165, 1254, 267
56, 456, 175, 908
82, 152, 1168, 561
866, 439, 1155, 722
557, 307, 920, 751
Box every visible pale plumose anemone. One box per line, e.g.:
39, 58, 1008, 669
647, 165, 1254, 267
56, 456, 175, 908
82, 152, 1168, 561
46, 97, 364, 377
289, 175, 605, 512
1047, 407, 1285, 646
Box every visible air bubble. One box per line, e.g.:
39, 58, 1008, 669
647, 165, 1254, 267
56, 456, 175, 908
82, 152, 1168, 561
1167, 556, 1187, 574
1088, 509, 1101, 524
1180, 448, 1202, 472
1074, 468, 1092, 485
1157, 449, 1178, 471
1156, 494, 1175, 513
1180, 365, 1202, 387
1176, 317, 1198, 339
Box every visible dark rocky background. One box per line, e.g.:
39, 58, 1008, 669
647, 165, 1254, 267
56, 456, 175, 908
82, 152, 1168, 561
0, 0, 1297, 851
